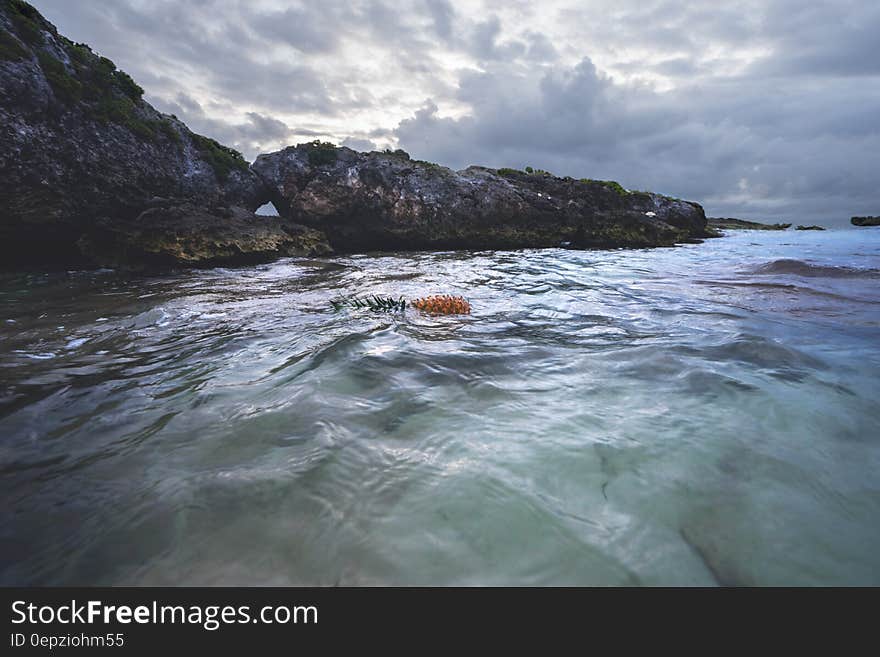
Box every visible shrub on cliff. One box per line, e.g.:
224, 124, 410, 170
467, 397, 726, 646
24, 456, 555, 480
304, 140, 339, 167
581, 179, 629, 196
0, 28, 28, 60
17, 12, 173, 145
36, 51, 82, 102
7, 0, 44, 45
192, 133, 248, 182
381, 148, 411, 161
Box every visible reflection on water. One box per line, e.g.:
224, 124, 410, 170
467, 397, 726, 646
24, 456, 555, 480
1, 230, 879, 585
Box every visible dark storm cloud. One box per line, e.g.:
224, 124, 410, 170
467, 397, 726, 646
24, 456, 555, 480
748, 0, 880, 78
29, 0, 880, 223
395, 50, 880, 223
392, 1, 880, 223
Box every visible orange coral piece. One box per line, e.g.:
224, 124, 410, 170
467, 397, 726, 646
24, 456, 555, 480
410, 294, 471, 315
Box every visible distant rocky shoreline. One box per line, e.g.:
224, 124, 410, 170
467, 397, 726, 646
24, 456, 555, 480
0, 1, 714, 270
707, 217, 792, 231
851, 216, 880, 227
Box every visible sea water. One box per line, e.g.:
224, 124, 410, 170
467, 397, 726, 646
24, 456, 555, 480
1, 229, 878, 585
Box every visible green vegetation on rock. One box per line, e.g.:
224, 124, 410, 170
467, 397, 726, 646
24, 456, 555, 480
412, 159, 443, 169
581, 179, 629, 196
112, 69, 143, 100
304, 140, 339, 167
14, 9, 180, 146
192, 133, 248, 182
498, 166, 555, 177
381, 148, 411, 161
7, 0, 44, 46
158, 119, 181, 143
36, 51, 82, 102
0, 28, 28, 60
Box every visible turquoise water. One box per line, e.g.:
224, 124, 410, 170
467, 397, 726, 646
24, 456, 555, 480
1, 229, 879, 585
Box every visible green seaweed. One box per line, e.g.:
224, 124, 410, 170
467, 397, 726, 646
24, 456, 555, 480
331, 295, 406, 312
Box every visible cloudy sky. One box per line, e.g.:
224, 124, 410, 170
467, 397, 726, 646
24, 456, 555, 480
33, 0, 879, 224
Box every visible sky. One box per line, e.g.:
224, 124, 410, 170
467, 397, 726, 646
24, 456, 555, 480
32, 0, 880, 224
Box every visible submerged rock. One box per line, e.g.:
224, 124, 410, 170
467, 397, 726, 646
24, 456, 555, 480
252, 144, 710, 252
707, 217, 791, 231
851, 216, 880, 227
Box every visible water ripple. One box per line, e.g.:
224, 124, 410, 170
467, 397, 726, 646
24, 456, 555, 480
1, 230, 880, 585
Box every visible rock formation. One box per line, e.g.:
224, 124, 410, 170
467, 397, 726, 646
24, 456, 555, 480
795, 225, 826, 231
707, 217, 791, 231
851, 216, 880, 227
77, 203, 331, 268
252, 144, 710, 252
0, 0, 322, 268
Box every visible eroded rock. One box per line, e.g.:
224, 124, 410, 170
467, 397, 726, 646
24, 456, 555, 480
77, 203, 331, 268
0, 2, 271, 267
252, 144, 710, 252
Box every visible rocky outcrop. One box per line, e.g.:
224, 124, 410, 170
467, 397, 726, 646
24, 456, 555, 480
796, 225, 826, 231
708, 217, 791, 231
252, 144, 710, 252
0, 1, 310, 268
851, 216, 880, 227
77, 203, 331, 268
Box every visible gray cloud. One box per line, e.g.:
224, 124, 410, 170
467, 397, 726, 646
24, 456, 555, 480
341, 136, 379, 151
29, 0, 880, 224
156, 93, 293, 158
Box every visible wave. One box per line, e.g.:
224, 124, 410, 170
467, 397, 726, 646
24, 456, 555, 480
751, 259, 880, 278
694, 279, 866, 303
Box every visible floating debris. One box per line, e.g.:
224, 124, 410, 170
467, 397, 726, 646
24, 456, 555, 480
330, 294, 471, 315
411, 295, 471, 315
330, 295, 406, 312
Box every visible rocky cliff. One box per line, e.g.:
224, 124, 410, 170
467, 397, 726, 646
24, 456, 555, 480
0, 0, 321, 268
707, 217, 791, 231
252, 144, 709, 252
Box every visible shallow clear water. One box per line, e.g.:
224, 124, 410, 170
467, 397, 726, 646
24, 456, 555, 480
1, 229, 879, 586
